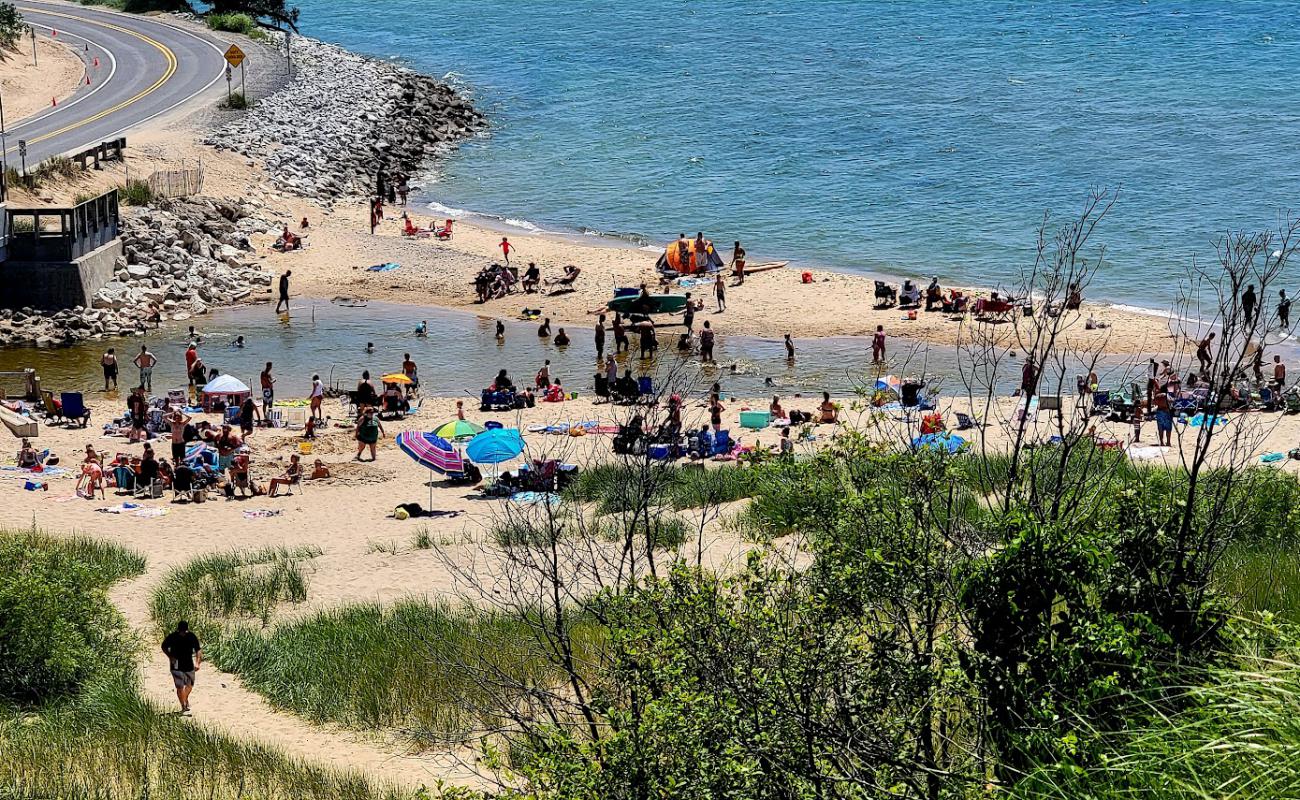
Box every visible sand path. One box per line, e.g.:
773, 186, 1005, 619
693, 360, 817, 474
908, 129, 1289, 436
108, 571, 493, 792
0, 33, 86, 124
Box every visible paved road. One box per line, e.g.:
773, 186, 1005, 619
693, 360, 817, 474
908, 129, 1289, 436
2, 1, 226, 166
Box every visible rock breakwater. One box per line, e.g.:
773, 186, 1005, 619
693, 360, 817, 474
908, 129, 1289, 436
205, 35, 486, 200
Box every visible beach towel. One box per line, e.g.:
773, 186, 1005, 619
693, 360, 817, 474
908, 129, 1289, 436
1261, 452, 1285, 464
1128, 445, 1169, 461
366, 262, 401, 272
510, 491, 561, 506
1187, 413, 1230, 428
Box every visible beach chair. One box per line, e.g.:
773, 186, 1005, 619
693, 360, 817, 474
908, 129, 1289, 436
874, 281, 897, 309
434, 219, 454, 240
111, 465, 135, 494
60, 393, 92, 428
955, 412, 978, 431
402, 217, 431, 238
637, 376, 654, 398
224, 406, 241, 425
134, 476, 164, 499
172, 466, 196, 502
42, 390, 65, 425
711, 430, 733, 456
1286, 391, 1300, 415
379, 395, 407, 421
1091, 390, 1111, 415
545, 267, 582, 296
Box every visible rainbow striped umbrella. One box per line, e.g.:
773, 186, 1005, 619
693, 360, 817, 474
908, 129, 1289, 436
432, 419, 485, 442
396, 431, 465, 507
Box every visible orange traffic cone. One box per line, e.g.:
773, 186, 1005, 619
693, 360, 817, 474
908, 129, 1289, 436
93, 56, 99, 68
85, 75, 91, 85
51, 97, 57, 107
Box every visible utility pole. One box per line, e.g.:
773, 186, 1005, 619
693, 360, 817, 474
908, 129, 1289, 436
1, 89, 7, 201
285, 26, 292, 79
30, 25, 37, 66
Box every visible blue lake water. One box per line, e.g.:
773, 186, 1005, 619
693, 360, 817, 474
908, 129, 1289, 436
294, 0, 1300, 308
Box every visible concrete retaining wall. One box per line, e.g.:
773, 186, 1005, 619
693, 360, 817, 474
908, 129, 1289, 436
3, 239, 122, 310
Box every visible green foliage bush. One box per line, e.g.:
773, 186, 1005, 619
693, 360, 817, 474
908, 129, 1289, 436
0, 531, 143, 703
0, 2, 27, 50
120, 178, 155, 206
206, 11, 257, 33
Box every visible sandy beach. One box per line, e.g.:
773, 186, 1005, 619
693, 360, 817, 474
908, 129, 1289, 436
5, 11, 1300, 795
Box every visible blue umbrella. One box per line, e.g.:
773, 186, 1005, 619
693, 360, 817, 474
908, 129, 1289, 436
466, 428, 526, 465
912, 432, 966, 454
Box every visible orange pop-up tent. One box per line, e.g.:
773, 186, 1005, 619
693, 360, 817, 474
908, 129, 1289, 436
656, 236, 726, 275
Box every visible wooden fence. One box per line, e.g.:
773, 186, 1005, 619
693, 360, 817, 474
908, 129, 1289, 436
146, 165, 205, 199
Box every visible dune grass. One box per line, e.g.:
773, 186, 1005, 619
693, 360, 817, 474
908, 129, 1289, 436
1, 531, 396, 800
0, 672, 399, 800
564, 462, 760, 514
149, 546, 320, 649
216, 599, 605, 747
1013, 654, 1300, 799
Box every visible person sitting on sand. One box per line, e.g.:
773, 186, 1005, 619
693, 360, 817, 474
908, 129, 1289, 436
925, 277, 943, 311
770, 395, 786, 419
554, 328, 570, 347
779, 426, 794, 456
522, 262, 541, 293
1066, 282, 1083, 311
354, 407, 384, 462
17, 439, 39, 469
819, 392, 838, 424
268, 454, 303, 498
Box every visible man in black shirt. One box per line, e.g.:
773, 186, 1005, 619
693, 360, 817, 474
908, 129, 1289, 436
276, 270, 292, 313
161, 620, 202, 714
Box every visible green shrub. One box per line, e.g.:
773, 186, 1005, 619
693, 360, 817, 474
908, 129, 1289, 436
0, 531, 143, 703
120, 178, 154, 206
221, 91, 250, 110
0, 2, 26, 50
206, 11, 258, 34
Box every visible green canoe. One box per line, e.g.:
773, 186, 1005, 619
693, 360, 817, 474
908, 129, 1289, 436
607, 294, 689, 315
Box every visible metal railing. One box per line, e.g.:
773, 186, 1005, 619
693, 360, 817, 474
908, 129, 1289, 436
5, 190, 120, 262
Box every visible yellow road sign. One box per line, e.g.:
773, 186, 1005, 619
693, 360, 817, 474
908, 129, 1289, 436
224, 44, 246, 68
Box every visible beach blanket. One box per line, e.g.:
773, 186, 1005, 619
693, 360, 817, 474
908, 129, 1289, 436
1261, 452, 1286, 464
1187, 413, 1230, 428
366, 262, 401, 272
95, 503, 167, 518
527, 421, 599, 435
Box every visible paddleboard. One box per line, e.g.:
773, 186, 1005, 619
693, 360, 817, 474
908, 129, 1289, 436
607, 294, 689, 315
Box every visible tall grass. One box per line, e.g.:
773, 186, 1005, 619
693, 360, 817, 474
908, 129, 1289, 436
565, 462, 759, 513
0, 673, 399, 800
149, 546, 319, 647
217, 600, 605, 747
3, 528, 145, 585
120, 177, 155, 206
1014, 654, 1300, 799
1217, 543, 1300, 624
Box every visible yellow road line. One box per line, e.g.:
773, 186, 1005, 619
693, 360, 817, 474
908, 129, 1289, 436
13, 7, 177, 149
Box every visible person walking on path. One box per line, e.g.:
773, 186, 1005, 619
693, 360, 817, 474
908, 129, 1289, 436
260, 363, 276, 419
500, 237, 514, 265
101, 347, 118, 391
161, 621, 202, 714
133, 345, 156, 392
276, 270, 292, 313
715, 275, 727, 313
1279, 289, 1292, 329
871, 325, 886, 363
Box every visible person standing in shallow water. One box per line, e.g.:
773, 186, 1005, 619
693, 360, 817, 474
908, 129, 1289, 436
1279, 289, 1292, 329
161, 621, 202, 714
872, 325, 886, 363
276, 270, 292, 313
101, 347, 118, 391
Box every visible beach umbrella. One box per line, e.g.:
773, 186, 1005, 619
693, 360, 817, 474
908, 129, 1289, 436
396, 431, 464, 507
912, 432, 965, 454
381, 373, 413, 385
466, 428, 526, 465
433, 419, 485, 442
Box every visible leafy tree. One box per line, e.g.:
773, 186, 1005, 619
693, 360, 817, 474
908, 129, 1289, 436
207, 0, 299, 31
0, 2, 27, 51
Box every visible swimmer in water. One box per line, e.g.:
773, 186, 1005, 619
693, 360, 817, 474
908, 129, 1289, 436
495, 320, 505, 341
414, 321, 428, 337
365, 342, 375, 354
187, 325, 201, 343
231, 335, 245, 348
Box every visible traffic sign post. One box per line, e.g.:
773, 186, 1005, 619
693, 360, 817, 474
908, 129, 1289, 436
18, 139, 27, 186
224, 45, 247, 106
